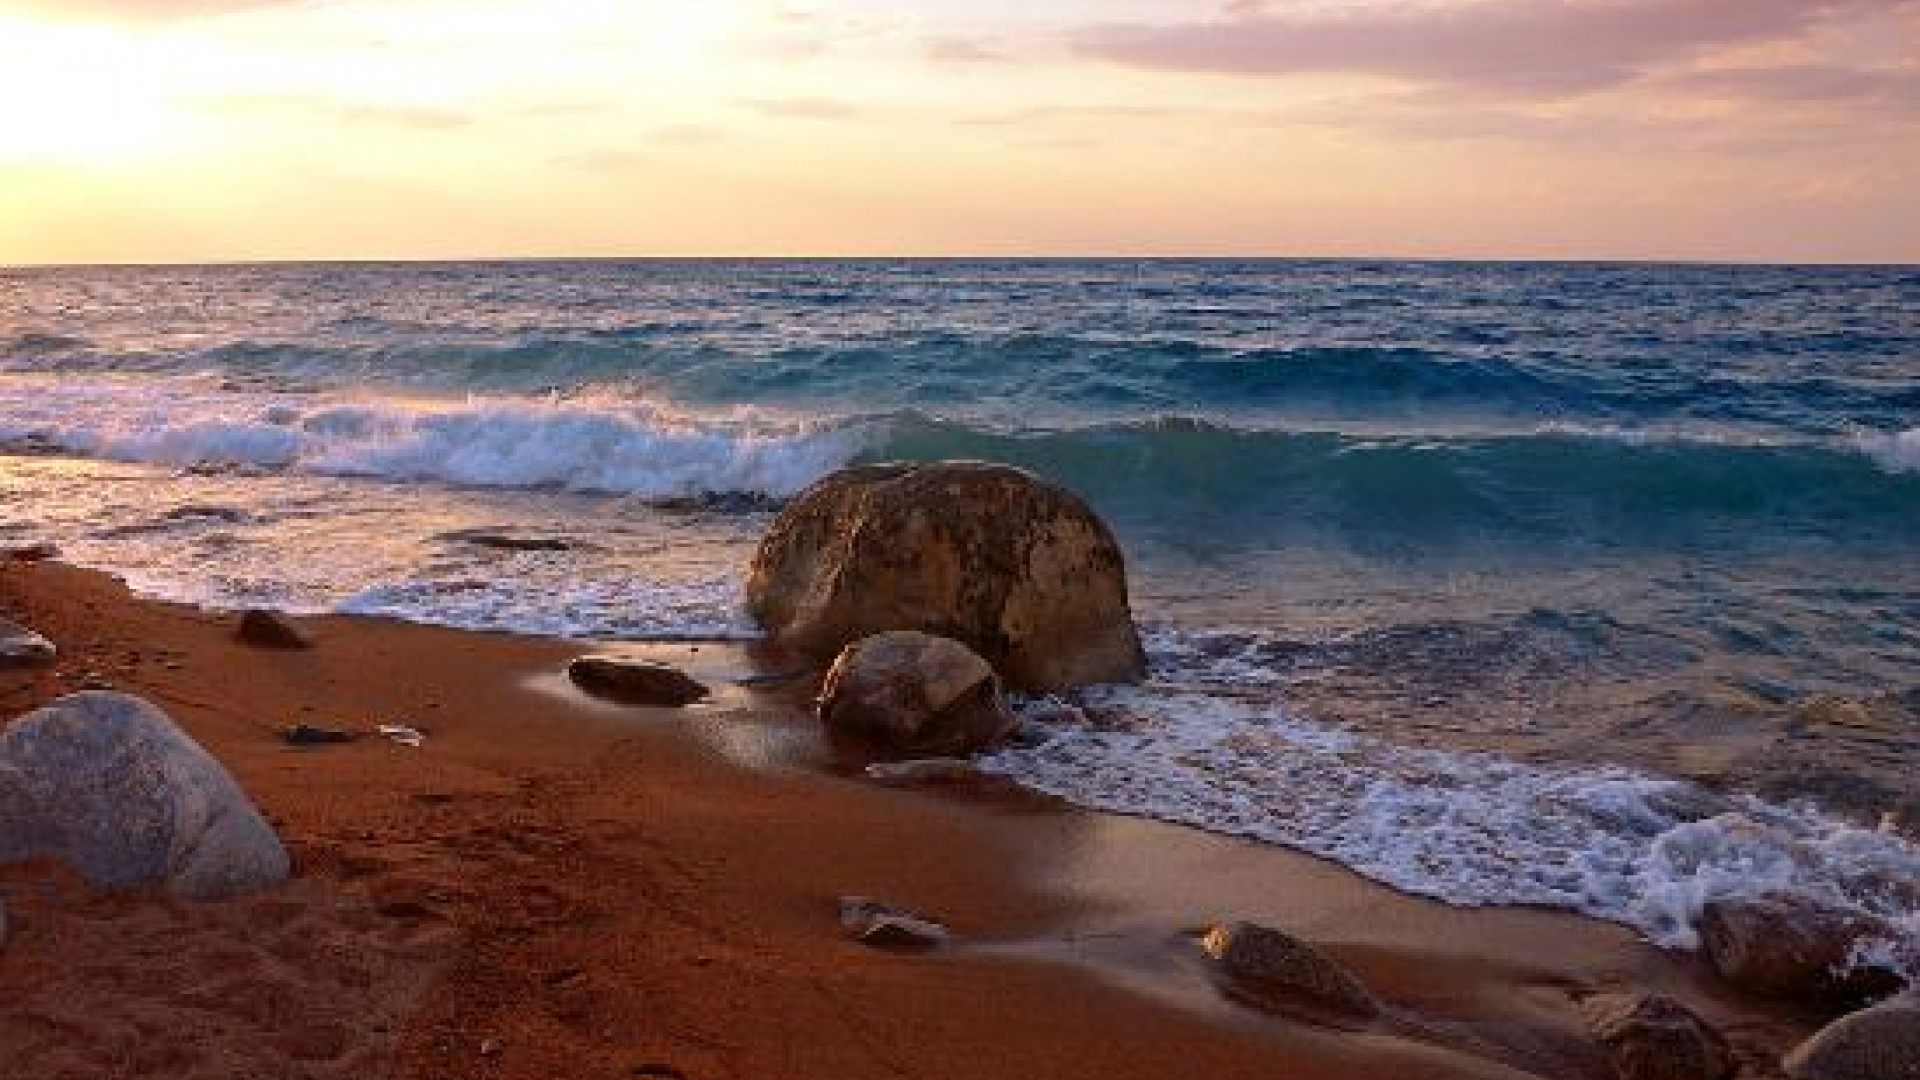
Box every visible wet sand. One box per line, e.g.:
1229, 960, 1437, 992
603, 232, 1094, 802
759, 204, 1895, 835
0, 559, 1818, 1080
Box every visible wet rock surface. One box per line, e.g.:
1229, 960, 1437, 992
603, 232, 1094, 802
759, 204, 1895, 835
566, 657, 710, 707
1200, 922, 1380, 1021
1579, 991, 1735, 1080
837, 896, 951, 953
1700, 893, 1906, 1010
237, 609, 314, 650
747, 461, 1147, 691
1784, 992, 1920, 1080
0, 619, 55, 669
818, 632, 1016, 757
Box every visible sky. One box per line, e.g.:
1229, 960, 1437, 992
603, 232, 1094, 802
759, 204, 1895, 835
0, 0, 1916, 263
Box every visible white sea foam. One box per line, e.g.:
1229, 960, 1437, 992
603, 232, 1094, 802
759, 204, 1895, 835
1858, 426, 1920, 475
984, 686, 1920, 975
0, 376, 867, 498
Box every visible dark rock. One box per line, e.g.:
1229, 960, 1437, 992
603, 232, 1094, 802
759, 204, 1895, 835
0, 619, 56, 669
1700, 893, 1905, 1010
746, 461, 1147, 691
863, 757, 982, 786
838, 895, 950, 953
439, 528, 579, 553
0, 691, 289, 898
567, 657, 709, 707
1201, 921, 1380, 1021
5, 543, 58, 562
1579, 991, 1735, 1080
281, 723, 357, 746
237, 609, 313, 650
818, 632, 1016, 757
1784, 992, 1920, 1080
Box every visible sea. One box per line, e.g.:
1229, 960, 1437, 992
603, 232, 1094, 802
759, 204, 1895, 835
2, 258, 1916, 973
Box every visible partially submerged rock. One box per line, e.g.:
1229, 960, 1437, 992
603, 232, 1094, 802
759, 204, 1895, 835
439, 528, 579, 553
0, 618, 56, 668
863, 757, 982, 786
1700, 893, 1905, 1009
0, 691, 289, 899
237, 608, 313, 650
567, 657, 710, 707
818, 632, 1015, 757
1784, 992, 1920, 1080
746, 461, 1147, 691
1201, 921, 1380, 1021
1579, 991, 1735, 1080
838, 896, 951, 953
5, 542, 58, 562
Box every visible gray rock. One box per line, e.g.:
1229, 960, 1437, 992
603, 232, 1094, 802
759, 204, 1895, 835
1784, 992, 1920, 1080
0, 762, 52, 864
1700, 893, 1905, 1009
818, 632, 1017, 757
0, 619, 56, 669
838, 895, 951, 953
236, 609, 312, 650
1201, 921, 1380, 1021
0, 692, 289, 899
1580, 991, 1735, 1080
566, 657, 709, 707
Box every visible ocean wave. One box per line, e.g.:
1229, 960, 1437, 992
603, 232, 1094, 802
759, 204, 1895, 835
865, 413, 1920, 548
986, 687, 1920, 973
0, 378, 867, 498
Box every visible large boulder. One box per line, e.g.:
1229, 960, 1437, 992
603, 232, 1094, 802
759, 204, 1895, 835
1201, 921, 1380, 1021
817, 632, 1016, 757
1784, 992, 1920, 1080
1700, 893, 1905, 1009
1579, 991, 1735, 1080
0, 692, 289, 899
746, 461, 1147, 691
0, 618, 56, 668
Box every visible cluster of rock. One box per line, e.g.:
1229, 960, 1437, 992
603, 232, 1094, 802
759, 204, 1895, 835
0, 691, 289, 900
740, 461, 1920, 1078
744, 461, 1146, 759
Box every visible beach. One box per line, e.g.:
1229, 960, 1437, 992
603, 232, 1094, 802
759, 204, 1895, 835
0, 556, 1830, 1080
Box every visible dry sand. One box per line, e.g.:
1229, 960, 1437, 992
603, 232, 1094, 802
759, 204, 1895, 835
0, 559, 1819, 1080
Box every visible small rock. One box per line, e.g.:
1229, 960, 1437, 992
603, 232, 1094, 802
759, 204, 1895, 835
818, 632, 1017, 757
567, 657, 709, 707
1784, 992, 1920, 1080
479, 1038, 502, 1057
1700, 893, 1905, 1009
1580, 991, 1735, 1080
863, 757, 981, 786
236, 609, 313, 650
439, 528, 578, 553
281, 723, 357, 746
630, 1065, 688, 1079
0, 619, 56, 669
5, 543, 58, 562
838, 895, 951, 953
1201, 921, 1380, 1021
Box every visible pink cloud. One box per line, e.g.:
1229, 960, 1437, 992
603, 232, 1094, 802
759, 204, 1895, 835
1076, 0, 1917, 96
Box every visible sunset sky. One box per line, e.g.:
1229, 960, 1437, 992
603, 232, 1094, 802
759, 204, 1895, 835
1, 0, 1916, 264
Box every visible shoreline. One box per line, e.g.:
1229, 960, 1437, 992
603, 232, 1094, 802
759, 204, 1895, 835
0, 559, 1824, 1079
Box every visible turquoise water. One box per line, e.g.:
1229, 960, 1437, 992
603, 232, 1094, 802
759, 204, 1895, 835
2, 259, 1916, 965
